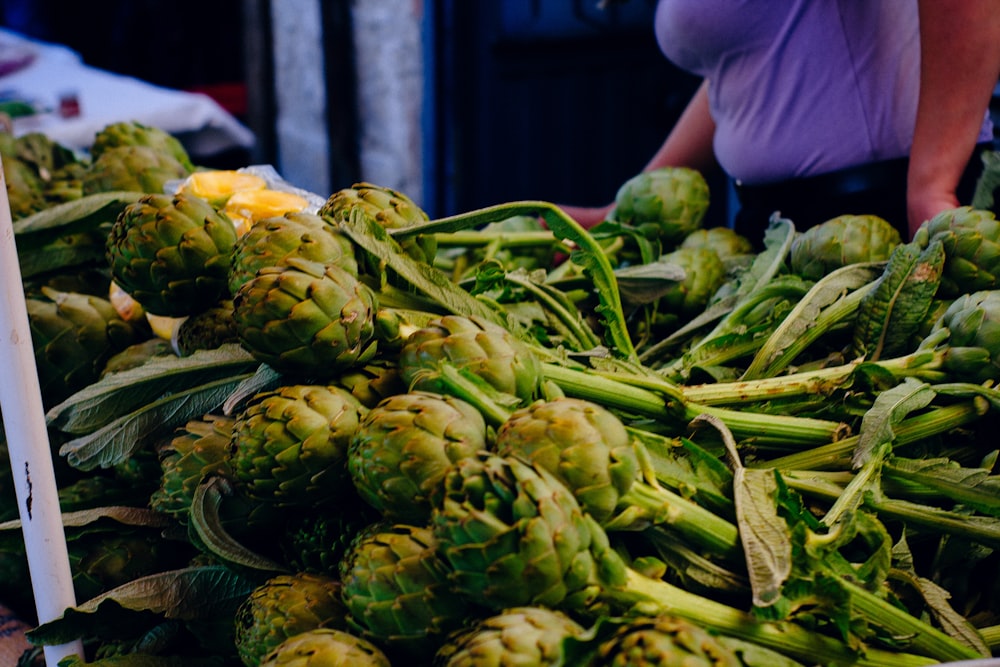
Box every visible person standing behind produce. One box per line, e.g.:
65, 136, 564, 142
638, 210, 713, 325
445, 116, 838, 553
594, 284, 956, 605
561, 0, 1000, 246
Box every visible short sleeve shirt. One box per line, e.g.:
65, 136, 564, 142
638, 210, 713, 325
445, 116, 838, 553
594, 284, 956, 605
654, 0, 993, 185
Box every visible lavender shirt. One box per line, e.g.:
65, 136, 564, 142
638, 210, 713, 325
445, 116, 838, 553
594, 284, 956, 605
654, 0, 993, 185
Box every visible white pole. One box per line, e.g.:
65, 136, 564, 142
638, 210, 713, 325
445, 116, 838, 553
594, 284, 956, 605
0, 162, 84, 664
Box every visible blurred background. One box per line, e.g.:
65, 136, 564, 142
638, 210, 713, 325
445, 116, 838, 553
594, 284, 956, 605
0, 0, 737, 227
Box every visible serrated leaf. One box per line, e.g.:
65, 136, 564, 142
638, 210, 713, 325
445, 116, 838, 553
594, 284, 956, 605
47, 345, 259, 434
58, 373, 254, 470
27, 566, 256, 646
853, 378, 936, 468
852, 240, 944, 361
0, 506, 172, 533
614, 258, 685, 307
13, 191, 142, 247
337, 207, 515, 331
886, 456, 1000, 517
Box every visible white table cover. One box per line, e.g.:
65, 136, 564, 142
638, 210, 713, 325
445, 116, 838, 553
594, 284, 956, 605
1, 27, 255, 156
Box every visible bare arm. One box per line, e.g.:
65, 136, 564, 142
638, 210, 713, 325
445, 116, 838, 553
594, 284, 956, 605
561, 80, 717, 227
907, 0, 1000, 237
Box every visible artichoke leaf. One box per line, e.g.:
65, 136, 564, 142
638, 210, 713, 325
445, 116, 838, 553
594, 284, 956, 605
12, 191, 143, 247
614, 259, 686, 307
59, 373, 255, 470
851, 240, 945, 361
26, 565, 256, 646
188, 477, 289, 574
337, 206, 516, 331
885, 454, 1000, 517
47, 344, 258, 434
701, 413, 790, 607
742, 262, 883, 380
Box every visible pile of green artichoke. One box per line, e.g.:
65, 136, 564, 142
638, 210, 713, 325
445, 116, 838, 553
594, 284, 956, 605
2, 125, 1000, 667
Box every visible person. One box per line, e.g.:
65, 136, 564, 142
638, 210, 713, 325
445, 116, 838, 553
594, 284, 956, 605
561, 0, 1000, 245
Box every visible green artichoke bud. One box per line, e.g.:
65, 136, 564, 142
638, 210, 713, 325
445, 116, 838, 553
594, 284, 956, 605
348, 391, 488, 523
27, 286, 142, 407
339, 522, 475, 660
656, 246, 728, 316
926, 289, 1000, 383
279, 505, 380, 577
331, 362, 408, 409
106, 192, 238, 317
232, 258, 379, 378
15, 130, 79, 176
260, 628, 391, 667
69, 529, 194, 602
494, 397, 638, 525
433, 606, 585, 667
150, 414, 236, 520
590, 615, 743, 667
430, 451, 626, 616
230, 384, 367, 508
679, 226, 753, 260
399, 315, 542, 404
81, 145, 192, 196
229, 211, 359, 296
610, 167, 710, 245
789, 214, 901, 281
2, 153, 45, 218
319, 182, 435, 266
913, 206, 1000, 297
43, 160, 87, 205
173, 300, 239, 356
91, 120, 196, 172
234, 572, 350, 667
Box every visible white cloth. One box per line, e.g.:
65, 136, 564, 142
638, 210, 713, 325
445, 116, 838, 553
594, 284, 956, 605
0, 27, 255, 156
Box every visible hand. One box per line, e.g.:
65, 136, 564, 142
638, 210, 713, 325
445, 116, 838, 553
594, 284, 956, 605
906, 187, 958, 239
556, 203, 615, 229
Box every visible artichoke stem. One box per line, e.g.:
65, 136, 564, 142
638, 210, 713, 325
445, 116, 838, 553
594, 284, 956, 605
608, 569, 937, 667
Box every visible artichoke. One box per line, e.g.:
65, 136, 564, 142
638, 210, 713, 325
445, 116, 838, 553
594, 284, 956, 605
2, 152, 46, 218
259, 628, 391, 667
788, 214, 901, 281
348, 391, 488, 523
234, 572, 350, 667
106, 192, 239, 317
319, 182, 434, 266
26, 286, 143, 407
588, 615, 744, 667
430, 451, 622, 616
330, 362, 408, 410
90, 120, 196, 172
433, 606, 586, 667
81, 145, 192, 196
925, 289, 1000, 383
609, 167, 710, 245
493, 398, 740, 558
679, 226, 753, 260
494, 397, 638, 525
150, 414, 237, 520
229, 211, 359, 296
399, 315, 543, 404
655, 246, 728, 316
232, 258, 379, 378
913, 206, 1000, 297
229, 384, 367, 508
173, 300, 240, 356
279, 506, 380, 577
339, 522, 475, 661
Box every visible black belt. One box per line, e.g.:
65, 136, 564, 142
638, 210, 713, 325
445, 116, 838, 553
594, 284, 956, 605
734, 155, 909, 212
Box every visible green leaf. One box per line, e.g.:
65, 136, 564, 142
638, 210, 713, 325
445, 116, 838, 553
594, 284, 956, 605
852, 240, 944, 361
188, 477, 290, 574
27, 566, 256, 646
742, 262, 883, 380
337, 207, 515, 331
13, 191, 143, 247
885, 456, 1000, 517
614, 258, 685, 307
58, 373, 255, 470
46, 345, 259, 434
